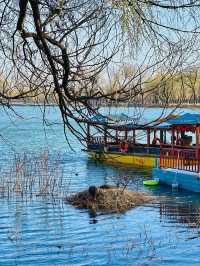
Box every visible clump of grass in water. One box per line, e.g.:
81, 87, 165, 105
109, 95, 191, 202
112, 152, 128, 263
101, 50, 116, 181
0, 150, 66, 200
66, 186, 155, 213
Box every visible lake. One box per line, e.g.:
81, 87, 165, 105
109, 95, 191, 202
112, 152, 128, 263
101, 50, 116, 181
1, 106, 200, 265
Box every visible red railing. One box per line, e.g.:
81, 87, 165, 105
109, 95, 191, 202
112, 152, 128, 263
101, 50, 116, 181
160, 148, 200, 173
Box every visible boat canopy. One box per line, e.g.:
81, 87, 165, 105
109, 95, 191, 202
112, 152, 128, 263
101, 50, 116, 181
89, 113, 168, 129
115, 113, 200, 130
89, 113, 137, 127
89, 112, 200, 130
166, 113, 200, 126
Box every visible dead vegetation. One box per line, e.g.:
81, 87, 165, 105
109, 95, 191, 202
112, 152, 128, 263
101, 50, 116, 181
0, 150, 66, 199
66, 186, 155, 213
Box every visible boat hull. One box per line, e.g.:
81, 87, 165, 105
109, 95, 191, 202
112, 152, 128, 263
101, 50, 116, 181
87, 150, 158, 168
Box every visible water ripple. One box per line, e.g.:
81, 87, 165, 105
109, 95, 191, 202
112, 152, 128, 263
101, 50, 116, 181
0, 106, 200, 265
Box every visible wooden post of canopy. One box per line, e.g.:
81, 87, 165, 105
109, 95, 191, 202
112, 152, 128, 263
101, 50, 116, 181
160, 130, 163, 144
164, 130, 167, 144
195, 125, 200, 172
171, 127, 175, 164
196, 125, 200, 146
176, 128, 179, 145
87, 123, 90, 144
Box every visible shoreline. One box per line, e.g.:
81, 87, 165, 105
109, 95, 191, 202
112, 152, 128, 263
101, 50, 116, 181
6, 102, 200, 109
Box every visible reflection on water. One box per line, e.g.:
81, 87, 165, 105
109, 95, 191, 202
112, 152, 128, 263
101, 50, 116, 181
160, 198, 200, 228
1, 106, 200, 265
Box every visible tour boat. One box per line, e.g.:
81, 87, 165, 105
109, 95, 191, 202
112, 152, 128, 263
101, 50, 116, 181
86, 113, 200, 168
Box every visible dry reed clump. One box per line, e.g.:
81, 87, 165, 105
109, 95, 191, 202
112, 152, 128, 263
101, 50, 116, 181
66, 187, 155, 213
0, 150, 65, 199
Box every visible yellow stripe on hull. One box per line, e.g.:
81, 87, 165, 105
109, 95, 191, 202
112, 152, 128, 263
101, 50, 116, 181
88, 151, 157, 168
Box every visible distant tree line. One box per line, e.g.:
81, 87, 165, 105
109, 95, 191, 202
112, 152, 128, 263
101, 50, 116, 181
88, 66, 200, 107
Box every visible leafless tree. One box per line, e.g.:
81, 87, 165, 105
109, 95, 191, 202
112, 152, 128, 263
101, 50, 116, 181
0, 0, 200, 144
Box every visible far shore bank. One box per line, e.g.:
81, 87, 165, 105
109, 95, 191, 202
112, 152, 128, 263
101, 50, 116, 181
6, 102, 200, 109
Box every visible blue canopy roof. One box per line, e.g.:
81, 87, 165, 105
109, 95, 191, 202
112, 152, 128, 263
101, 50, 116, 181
89, 112, 200, 129
90, 113, 135, 126
154, 121, 172, 129
113, 113, 200, 130
167, 113, 200, 125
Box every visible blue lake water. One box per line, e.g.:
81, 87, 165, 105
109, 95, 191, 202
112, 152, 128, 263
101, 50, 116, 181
1, 106, 200, 265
